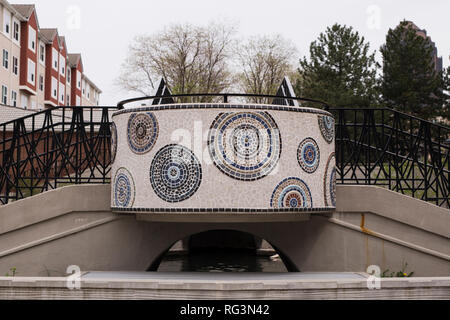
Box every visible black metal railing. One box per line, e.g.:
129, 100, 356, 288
330, 107, 449, 208
116, 93, 330, 109
0, 106, 115, 204
0, 96, 449, 208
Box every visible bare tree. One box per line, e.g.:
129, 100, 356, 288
235, 35, 298, 102
116, 22, 236, 101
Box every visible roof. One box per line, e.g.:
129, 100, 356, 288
10, 3, 40, 29
1, 0, 26, 20
10, 4, 34, 19
39, 28, 59, 44
68, 53, 83, 69
59, 36, 67, 51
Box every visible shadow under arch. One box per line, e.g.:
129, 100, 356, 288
147, 229, 299, 272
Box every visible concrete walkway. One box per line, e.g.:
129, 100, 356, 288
1, 272, 449, 300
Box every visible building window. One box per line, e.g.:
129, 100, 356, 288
11, 90, 17, 107
2, 50, 8, 69
59, 55, 65, 76
51, 77, 58, 99
13, 21, 19, 42
39, 75, 44, 91
39, 44, 45, 63
77, 71, 81, 89
52, 48, 58, 71
3, 10, 10, 35
1, 85, 7, 105
28, 26, 36, 52
67, 68, 71, 83
59, 82, 65, 104
27, 59, 35, 85
12, 57, 18, 75
21, 95, 28, 109
67, 94, 70, 105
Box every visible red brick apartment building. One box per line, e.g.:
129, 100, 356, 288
0, 0, 101, 112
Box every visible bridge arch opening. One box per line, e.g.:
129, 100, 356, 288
148, 229, 298, 273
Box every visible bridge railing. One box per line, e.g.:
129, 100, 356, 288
0, 106, 116, 204
0, 99, 449, 208
331, 107, 449, 208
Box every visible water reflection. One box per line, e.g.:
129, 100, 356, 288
158, 249, 288, 273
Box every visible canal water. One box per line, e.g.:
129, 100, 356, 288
158, 249, 288, 273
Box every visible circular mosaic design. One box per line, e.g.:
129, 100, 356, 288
113, 168, 135, 208
324, 153, 337, 207
150, 144, 202, 203
208, 112, 281, 181
297, 138, 320, 174
318, 115, 335, 144
110, 122, 117, 164
127, 112, 159, 154
270, 177, 313, 209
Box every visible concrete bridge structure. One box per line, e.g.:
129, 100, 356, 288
0, 184, 448, 277
0, 90, 449, 299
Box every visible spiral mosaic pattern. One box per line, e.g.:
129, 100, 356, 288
297, 138, 320, 174
270, 177, 313, 209
208, 112, 281, 181
324, 153, 337, 207
110, 122, 117, 164
150, 144, 202, 203
113, 168, 135, 208
127, 112, 159, 154
318, 115, 335, 144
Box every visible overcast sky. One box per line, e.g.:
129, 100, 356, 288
12, 0, 450, 106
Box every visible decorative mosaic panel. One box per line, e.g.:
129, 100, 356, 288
324, 152, 337, 207
208, 111, 281, 181
270, 177, 313, 209
297, 138, 320, 174
127, 112, 159, 154
111, 105, 336, 213
113, 167, 135, 208
150, 144, 202, 203
110, 122, 117, 164
318, 115, 335, 144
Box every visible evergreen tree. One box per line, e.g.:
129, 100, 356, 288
297, 24, 379, 108
442, 66, 450, 122
380, 21, 445, 120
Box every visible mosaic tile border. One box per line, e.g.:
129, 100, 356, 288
112, 207, 335, 213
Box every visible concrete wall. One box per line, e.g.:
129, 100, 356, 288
0, 184, 448, 277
